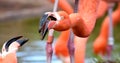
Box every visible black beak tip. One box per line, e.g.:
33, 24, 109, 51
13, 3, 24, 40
5, 36, 23, 52
4, 36, 28, 52
16, 38, 29, 46
39, 14, 50, 40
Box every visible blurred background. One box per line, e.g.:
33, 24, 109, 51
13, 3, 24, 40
0, 0, 120, 63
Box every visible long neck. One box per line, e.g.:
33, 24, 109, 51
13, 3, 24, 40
78, 0, 100, 35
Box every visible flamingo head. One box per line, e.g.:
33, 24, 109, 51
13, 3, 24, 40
2, 36, 29, 52
39, 12, 57, 40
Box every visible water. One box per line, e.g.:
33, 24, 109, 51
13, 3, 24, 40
17, 40, 62, 63
16, 40, 97, 63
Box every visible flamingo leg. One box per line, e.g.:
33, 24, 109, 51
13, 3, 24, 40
46, 35, 54, 63
107, 2, 120, 59
106, 3, 115, 59
46, 42, 53, 63
67, 31, 75, 63
67, 0, 80, 63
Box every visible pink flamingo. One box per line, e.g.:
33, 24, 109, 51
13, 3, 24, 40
0, 36, 28, 63
39, 0, 99, 63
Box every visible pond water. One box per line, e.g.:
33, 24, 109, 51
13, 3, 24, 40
16, 40, 95, 63
0, 17, 120, 63
17, 40, 63, 63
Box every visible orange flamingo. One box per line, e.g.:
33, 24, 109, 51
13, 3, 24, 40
48, 0, 72, 63
45, 0, 99, 63
0, 36, 28, 63
93, 2, 120, 57
50, 0, 100, 63
48, 0, 119, 62
48, 0, 87, 63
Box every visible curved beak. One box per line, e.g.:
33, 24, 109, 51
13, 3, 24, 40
39, 14, 49, 40
4, 36, 29, 52
5, 36, 23, 52
16, 38, 29, 46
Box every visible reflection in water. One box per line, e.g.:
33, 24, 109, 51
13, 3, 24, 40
17, 40, 62, 63
17, 40, 96, 63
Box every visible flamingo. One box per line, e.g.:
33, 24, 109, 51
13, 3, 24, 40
38, 0, 100, 63
48, 1, 74, 63
93, 2, 120, 57
0, 36, 28, 63
49, 0, 107, 63
44, 0, 120, 63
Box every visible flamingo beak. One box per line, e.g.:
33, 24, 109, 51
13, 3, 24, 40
39, 13, 57, 40
39, 13, 49, 40
16, 38, 29, 46
4, 36, 29, 52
